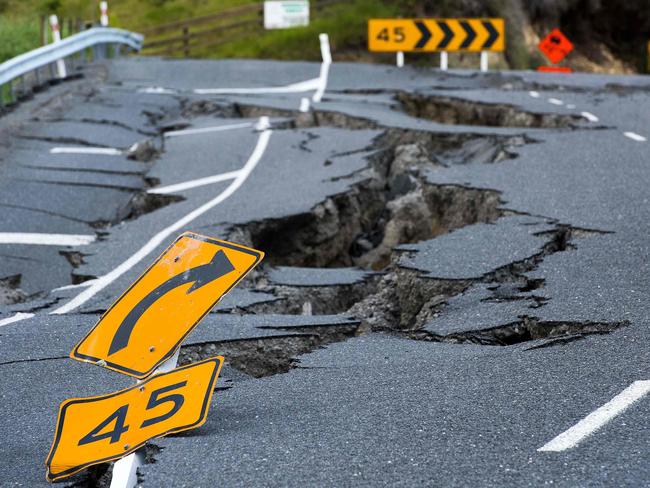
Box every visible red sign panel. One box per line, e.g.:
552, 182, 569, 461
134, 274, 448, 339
539, 29, 574, 64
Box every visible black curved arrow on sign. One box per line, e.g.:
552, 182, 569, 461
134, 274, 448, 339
482, 21, 499, 49
437, 21, 454, 49
108, 250, 235, 356
414, 21, 431, 49
459, 20, 476, 49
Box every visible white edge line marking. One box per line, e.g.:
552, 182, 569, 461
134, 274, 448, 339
164, 122, 254, 138
194, 77, 319, 95
623, 131, 647, 142
147, 170, 241, 194
299, 97, 310, 113
528, 91, 540, 98
50, 147, 123, 156
538, 380, 650, 452
312, 33, 331, 103
581, 111, 599, 122
0, 312, 35, 327
0, 233, 95, 246
51, 116, 272, 315
548, 98, 564, 106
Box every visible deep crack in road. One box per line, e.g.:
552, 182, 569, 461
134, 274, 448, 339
0, 56, 648, 487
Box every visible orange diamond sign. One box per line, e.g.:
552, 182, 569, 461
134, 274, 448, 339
539, 28, 574, 64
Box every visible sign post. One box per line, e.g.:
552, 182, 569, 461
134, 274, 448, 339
368, 18, 505, 71
45, 232, 264, 483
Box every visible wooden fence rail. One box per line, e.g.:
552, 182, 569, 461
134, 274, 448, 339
140, 0, 343, 58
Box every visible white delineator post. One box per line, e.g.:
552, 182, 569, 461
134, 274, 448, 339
100, 1, 109, 27
49, 15, 67, 78
480, 51, 488, 72
440, 51, 448, 71
312, 33, 331, 103
396, 51, 404, 68
109, 350, 181, 488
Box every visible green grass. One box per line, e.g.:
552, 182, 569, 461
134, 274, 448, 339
201, 0, 403, 61
0, 16, 41, 63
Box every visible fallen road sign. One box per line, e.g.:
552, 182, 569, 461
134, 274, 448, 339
46, 357, 223, 482
539, 28, 574, 64
71, 232, 263, 378
368, 18, 504, 53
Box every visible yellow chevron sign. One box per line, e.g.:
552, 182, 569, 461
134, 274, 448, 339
368, 18, 505, 53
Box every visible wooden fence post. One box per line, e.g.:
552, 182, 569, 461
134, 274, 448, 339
183, 26, 190, 57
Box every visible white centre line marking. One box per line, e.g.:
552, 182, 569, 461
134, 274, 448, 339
538, 380, 650, 452
623, 131, 647, 142
528, 91, 540, 98
52, 279, 98, 292
581, 111, 599, 122
138, 86, 177, 94
0, 233, 95, 246
312, 33, 331, 103
548, 98, 564, 106
148, 170, 241, 195
0, 312, 35, 327
50, 147, 122, 156
51, 116, 272, 315
164, 122, 254, 138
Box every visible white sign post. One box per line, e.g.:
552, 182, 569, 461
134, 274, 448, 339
264, 1, 309, 29
49, 15, 67, 78
100, 1, 109, 27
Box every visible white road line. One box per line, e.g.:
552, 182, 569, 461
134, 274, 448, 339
548, 98, 564, 106
581, 111, 599, 122
538, 381, 650, 452
164, 122, 254, 138
299, 97, 310, 113
51, 116, 272, 315
0, 233, 95, 246
148, 170, 241, 194
194, 77, 320, 95
566, 104, 576, 109
0, 312, 35, 327
623, 131, 647, 142
312, 33, 331, 103
138, 86, 177, 94
50, 147, 122, 156
528, 91, 540, 98
51, 280, 98, 292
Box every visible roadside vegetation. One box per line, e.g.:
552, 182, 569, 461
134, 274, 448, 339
0, 0, 647, 73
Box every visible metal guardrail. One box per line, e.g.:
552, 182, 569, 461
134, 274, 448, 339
0, 27, 143, 106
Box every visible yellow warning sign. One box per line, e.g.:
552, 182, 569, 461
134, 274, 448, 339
45, 357, 223, 482
368, 18, 505, 53
71, 232, 263, 378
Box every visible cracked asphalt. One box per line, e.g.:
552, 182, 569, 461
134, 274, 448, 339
0, 57, 649, 487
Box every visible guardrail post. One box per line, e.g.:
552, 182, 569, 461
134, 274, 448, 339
182, 26, 190, 57
49, 15, 67, 78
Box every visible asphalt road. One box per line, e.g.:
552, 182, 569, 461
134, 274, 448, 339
0, 52, 648, 487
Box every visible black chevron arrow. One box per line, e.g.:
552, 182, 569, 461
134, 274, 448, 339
437, 21, 454, 49
459, 20, 476, 49
414, 21, 431, 49
108, 249, 235, 356
482, 20, 499, 49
